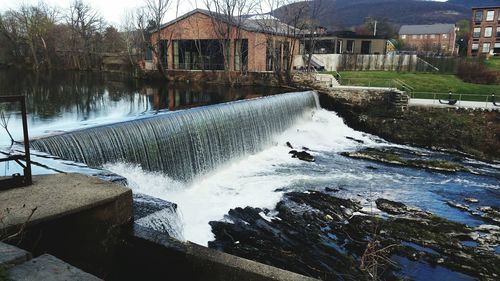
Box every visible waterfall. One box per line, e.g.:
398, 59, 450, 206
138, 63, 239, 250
31, 91, 318, 181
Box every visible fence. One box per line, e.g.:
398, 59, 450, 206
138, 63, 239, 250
0, 95, 32, 190
296, 54, 489, 74
418, 56, 486, 74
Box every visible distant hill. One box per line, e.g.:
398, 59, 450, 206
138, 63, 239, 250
274, 0, 500, 30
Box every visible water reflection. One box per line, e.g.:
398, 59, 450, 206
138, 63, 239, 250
0, 70, 285, 146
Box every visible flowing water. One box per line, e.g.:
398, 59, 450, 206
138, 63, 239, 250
1, 70, 499, 280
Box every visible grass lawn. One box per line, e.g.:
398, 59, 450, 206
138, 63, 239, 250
485, 57, 500, 71
332, 71, 500, 101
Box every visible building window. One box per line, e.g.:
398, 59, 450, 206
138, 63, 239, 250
472, 43, 479, 50
234, 39, 248, 71
266, 40, 274, 71
173, 41, 179, 69
144, 46, 153, 61
346, 40, 355, 53
412, 35, 417, 39
430, 34, 436, 39
474, 10, 483, 23
494, 43, 500, 54
486, 10, 495, 21
483, 43, 490, 53
473, 27, 481, 38
401, 35, 406, 39
497, 27, 500, 37
485, 27, 493, 38
442, 34, 447, 39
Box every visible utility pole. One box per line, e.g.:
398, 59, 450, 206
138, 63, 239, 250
373, 20, 378, 36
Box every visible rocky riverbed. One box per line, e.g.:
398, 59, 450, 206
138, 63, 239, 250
318, 91, 500, 162
209, 190, 500, 280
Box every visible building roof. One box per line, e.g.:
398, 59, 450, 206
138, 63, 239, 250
399, 24, 455, 35
471, 6, 500, 10
158, 8, 300, 37
326, 30, 386, 39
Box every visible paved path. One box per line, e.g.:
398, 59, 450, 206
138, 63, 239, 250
409, 98, 500, 111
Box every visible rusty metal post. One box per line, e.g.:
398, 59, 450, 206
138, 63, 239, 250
20, 96, 32, 185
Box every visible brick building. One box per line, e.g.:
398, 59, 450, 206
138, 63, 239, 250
468, 6, 500, 56
398, 24, 457, 55
146, 9, 300, 73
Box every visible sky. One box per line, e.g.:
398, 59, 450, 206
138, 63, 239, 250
0, 0, 449, 28
0, 0, 203, 27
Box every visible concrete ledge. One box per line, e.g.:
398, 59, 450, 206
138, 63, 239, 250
0, 173, 133, 278
8, 254, 102, 281
0, 173, 132, 235
0, 242, 31, 269
122, 224, 319, 281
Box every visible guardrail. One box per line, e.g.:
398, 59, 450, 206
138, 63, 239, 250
409, 92, 495, 103
337, 78, 412, 92
0, 95, 32, 190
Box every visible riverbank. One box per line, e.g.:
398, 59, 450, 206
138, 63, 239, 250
210, 190, 500, 280
316, 88, 499, 162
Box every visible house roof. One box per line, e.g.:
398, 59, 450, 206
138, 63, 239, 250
325, 30, 386, 39
158, 8, 300, 37
399, 24, 455, 35
471, 6, 500, 10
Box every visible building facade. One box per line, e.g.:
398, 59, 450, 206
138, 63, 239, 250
304, 31, 387, 55
399, 24, 457, 55
146, 9, 300, 73
468, 6, 500, 56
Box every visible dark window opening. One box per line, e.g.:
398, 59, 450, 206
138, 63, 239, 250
361, 41, 371, 54
145, 46, 153, 60
234, 39, 248, 71
475, 10, 483, 23
346, 40, 355, 53
304, 39, 335, 54
274, 41, 283, 72
283, 42, 290, 71
494, 43, 500, 54
266, 40, 274, 71
173, 40, 225, 70
159, 40, 168, 69
336, 40, 343, 53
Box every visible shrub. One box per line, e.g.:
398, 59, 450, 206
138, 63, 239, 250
456, 62, 499, 85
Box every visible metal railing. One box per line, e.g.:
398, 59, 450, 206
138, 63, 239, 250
0, 95, 32, 190
338, 77, 413, 92
409, 92, 497, 104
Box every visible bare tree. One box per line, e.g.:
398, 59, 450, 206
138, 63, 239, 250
256, 0, 306, 83
302, 0, 326, 72
143, 0, 177, 75
121, 10, 139, 66
10, 3, 58, 71
203, 0, 257, 84
66, 0, 102, 70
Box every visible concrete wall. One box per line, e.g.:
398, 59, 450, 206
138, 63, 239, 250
113, 225, 319, 281
294, 54, 420, 71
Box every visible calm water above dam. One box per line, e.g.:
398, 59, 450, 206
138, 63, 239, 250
0, 70, 285, 147
1, 70, 499, 280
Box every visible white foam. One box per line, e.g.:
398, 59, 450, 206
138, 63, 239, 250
105, 109, 386, 246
